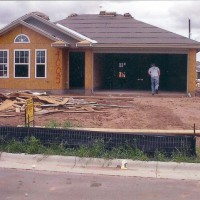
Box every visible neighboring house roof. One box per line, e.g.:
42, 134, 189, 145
56, 12, 200, 49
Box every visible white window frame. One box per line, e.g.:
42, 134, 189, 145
14, 34, 30, 43
0, 49, 9, 78
14, 49, 30, 78
35, 49, 47, 78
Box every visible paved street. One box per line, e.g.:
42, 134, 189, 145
0, 168, 200, 200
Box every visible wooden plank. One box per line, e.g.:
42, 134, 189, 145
93, 103, 132, 108
37, 96, 69, 105
16, 97, 26, 102
15, 107, 21, 113
0, 114, 16, 117
80, 106, 95, 111
40, 104, 60, 107
14, 102, 25, 105
7, 92, 33, 99
13, 104, 21, 108
35, 110, 63, 115
59, 98, 69, 105
37, 96, 60, 104
63, 111, 107, 113
68, 127, 200, 136
0, 99, 16, 112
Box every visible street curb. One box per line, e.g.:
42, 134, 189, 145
0, 152, 200, 180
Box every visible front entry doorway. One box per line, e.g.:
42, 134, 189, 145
69, 52, 85, 89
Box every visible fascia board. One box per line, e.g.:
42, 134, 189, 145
91, 43, 200, 50
76, 43, 92, 48
51, 43, 70, 48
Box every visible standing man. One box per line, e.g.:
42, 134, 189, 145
148, 63, 160, 95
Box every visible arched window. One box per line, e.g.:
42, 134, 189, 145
14, 34, 30, 43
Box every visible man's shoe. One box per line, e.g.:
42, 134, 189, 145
155, 89, 158, 94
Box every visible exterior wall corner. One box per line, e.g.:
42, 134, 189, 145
85, 49, 93, 91
187, 49, 196, 94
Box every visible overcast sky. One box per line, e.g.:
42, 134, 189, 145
0, 0, 200, 60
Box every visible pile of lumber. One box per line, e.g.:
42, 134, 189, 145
0, 91, 133, 117
0, 91, 130, 117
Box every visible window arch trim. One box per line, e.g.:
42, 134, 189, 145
14, 34, 30, 43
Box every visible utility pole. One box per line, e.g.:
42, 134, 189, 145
189, 18, 191, 39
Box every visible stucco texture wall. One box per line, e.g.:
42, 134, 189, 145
188, 49, 196, 94
0, 25, 68, 92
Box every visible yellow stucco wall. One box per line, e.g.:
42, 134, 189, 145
187, 49, 196, 94
61, 49, 69, 89
0, 25, 68, 92
85, 49, 93, 93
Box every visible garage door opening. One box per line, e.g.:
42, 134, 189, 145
93, 53, 187, 92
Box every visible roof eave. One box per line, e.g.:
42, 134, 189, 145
76, 40, 94, 48
51, 41, 70, 48
91, 43, 200, 50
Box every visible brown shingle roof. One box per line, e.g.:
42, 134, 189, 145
56, 13, 200, 46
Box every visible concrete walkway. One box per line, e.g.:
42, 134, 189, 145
0, 152, 200, 180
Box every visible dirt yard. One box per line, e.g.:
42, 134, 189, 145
1, 92, 200, 131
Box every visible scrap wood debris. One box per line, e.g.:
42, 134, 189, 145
0, 90, 132, 116
0, 99, 17, 112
